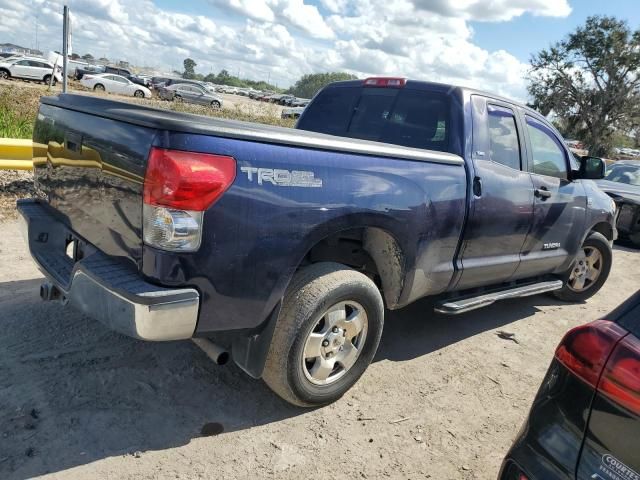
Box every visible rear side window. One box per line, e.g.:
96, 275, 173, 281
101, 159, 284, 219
526, 117, 568, 179
487, 105, 521, 170
298, 86, 451, 152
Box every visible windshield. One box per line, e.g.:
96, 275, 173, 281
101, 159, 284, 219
297, 86, 451, 152
605, 163, 640, 186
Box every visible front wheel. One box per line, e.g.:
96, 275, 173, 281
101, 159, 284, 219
553, 232, 612, 302
43, 75, 56, 86
211, 100, 221, 109
0, 69, 10, 80
93, 84, 105, 92
263, 262, 384, 407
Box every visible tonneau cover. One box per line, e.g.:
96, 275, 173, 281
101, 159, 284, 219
41, 94, 464, 165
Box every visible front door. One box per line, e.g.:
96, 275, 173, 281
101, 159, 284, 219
514, 115, 586, 279
455, 97, 535, 290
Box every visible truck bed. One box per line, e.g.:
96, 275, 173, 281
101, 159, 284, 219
40, 94, 463, 164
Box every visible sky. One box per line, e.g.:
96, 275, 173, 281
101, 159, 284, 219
0, 0, 637, 99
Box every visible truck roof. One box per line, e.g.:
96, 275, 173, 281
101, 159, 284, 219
326, 79, 547, 123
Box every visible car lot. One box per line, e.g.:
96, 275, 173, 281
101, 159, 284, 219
0, 217, 638, 480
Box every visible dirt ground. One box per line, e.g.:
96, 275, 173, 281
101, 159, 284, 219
0, 217, 638, 480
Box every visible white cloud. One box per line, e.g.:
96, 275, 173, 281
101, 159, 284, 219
0, 0, 573, 98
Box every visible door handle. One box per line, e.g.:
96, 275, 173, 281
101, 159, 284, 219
534, 187, 552, 199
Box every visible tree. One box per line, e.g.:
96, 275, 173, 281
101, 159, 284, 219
289, 72, 358, 98
528, 16, 640, 156
98, 57, 109, 64
81, 53, 94, 62
183, 58, 197, 79
70, 53, 80, 60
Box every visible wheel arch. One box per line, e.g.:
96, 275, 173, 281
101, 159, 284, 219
588, 221, 614, 242
291, 221, 406, 310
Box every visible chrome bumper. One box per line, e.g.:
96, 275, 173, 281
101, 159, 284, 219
17, 199, 199, 341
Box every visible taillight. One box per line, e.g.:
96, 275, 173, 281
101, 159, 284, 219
363, 77, 407, 87
84, 75, 94, 79
555, 320, 627, 388
142, 147, 236, 252
599, 334, 640, 415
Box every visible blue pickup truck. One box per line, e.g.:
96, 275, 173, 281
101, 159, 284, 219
18, 77, 616, 406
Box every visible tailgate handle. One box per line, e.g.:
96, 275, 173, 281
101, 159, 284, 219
65, 133, 82, 153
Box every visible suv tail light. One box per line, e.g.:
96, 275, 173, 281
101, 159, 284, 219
363, 77, 406, 88
143, 147, 236, 252
555, 320, 640, 415
598, 334, 640, 415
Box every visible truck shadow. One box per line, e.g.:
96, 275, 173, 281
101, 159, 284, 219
377, 294, 570, 362
0, 278, 574, 479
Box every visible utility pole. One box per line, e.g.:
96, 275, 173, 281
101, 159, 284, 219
62, 5, 69, 93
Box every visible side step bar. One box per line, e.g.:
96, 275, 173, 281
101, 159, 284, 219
434, 280, 563, 315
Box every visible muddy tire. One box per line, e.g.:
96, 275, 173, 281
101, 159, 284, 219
263, 262, 384, 407
553, 232, 612, 302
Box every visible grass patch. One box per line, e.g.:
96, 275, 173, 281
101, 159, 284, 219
0, 81, 295, 141
0, 85, 42, 138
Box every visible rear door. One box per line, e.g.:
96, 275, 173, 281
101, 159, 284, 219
515, 115, 586, 278
576, 292, 640, 480
455, 96, 535, 289
11, 59, 33, 78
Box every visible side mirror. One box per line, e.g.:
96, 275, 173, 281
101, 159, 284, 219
574, 156, 605, 180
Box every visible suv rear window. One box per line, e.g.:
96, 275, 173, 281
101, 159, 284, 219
298, 86, 451, 152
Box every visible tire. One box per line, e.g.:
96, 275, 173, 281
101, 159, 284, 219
211, 100, 221, 109
43, 75, 56, 86
553, 232, 612, 302
263, 262, 384, 407
134, 90, 145, 98
0, 69, 9, 80
93, 84, 105, 92
629, 232, 640, 249
174, 95, 183, 102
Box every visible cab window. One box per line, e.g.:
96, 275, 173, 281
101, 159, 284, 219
526, 117, 568, 179
487, 105, 521, 170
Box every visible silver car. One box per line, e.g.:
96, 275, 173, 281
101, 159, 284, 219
159, 83, 223, 108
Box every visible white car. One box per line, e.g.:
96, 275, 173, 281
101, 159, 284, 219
80, 73, 152, 98
0, 57, 62, 85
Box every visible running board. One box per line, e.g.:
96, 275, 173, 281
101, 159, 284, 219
434, 280, 563, 315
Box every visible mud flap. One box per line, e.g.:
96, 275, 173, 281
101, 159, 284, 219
231, 302, 281, 378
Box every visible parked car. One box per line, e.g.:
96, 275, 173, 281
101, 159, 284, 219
158, 83, 222, 108
74, 65, 104, 80
281, 106, 305, 119
291, 98, 310, 107
596, 160, 640, 247
278, 94, 296, 105
18, 77, 615, 407
0, 57, 62, 85
80, 73, 151, 98
500, 290, 640, 480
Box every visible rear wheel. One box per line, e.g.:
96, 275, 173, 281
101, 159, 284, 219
553, 232, 612, 302
0, 69, 10, 80
263, 262, 384, 407
134, 90, 145, 98
93, 84, 105, 92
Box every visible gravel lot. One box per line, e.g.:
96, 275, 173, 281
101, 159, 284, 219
0, 215, 638, 480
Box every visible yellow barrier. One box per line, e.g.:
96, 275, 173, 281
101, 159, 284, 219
0, 138, 34, 170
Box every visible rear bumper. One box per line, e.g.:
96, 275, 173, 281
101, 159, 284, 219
17, 199, 200, 341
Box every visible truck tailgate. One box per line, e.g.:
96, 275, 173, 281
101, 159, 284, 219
33, 102, 156, 266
